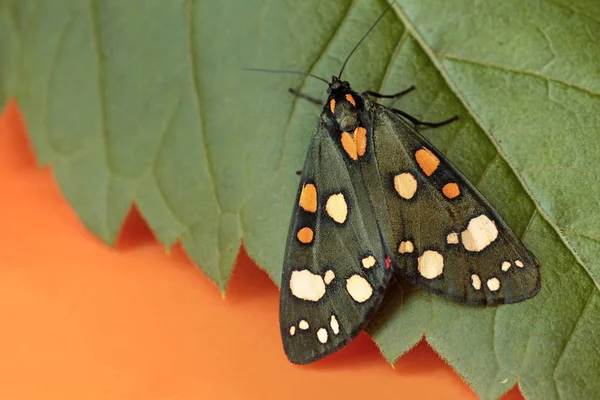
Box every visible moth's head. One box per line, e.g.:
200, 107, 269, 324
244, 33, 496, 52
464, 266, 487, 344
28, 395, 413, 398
327, 76, 351, 94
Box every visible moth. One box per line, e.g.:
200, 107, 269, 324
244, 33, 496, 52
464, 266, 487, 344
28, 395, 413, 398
275, 7, 541, 365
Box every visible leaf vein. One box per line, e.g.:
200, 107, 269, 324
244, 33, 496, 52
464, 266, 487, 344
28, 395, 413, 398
186, 0, 221, 214
435, 52, 600, 98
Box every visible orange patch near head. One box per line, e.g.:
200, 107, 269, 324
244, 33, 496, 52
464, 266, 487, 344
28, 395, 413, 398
341, 127, 368, 160
341, 132, 358, 160
354, 127, 367, 157
442, 183, 460, 199
299, 183, 318, 213
415, 148, 440, 176
345, 94, 356, 107
297, 227, 314, 244
329, 99, 336, 114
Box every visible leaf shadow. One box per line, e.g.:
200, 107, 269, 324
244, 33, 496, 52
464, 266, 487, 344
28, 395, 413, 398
115, 205, 157, 250
226, 246, 279, 304
393, 339, 449, 375
305, 332, 384, 370
0, 101, 38, 171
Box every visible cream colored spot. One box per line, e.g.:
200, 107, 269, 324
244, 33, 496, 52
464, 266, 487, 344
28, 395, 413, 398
446, 232, 459, 245
346, 275, 373, 303
361, 255, 376, 269
326, 193, 348, 223
487, 277, 501, 292
394, 172, 418, 200
299, 320, 309, 330
299, 183, 317, 213
398, 240, 414, 254
471, 274, 482, 290
317, 328, 328, 344
515, 260, 524, 268
289, 269, 326, 302
289, 326, 296, 336
330, 315, 340, 335
324, 269, 335, 285
501, 261, 511, 272
461, 215, 499, 252
417, 250, 444, 279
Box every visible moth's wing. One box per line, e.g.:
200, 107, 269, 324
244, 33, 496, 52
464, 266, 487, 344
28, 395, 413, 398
280, 123, 393, 364
372, 106, 540, 305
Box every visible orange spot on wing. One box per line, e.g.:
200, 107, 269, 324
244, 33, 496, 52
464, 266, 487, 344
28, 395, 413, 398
345, 94, 356, 107
341, 132, 358, 160
354, 127, 367, 156
329, 99, 336, 114
299, 183, 318, 213
297, 227, 314, 244
415, 147, 440, 176
442, 183, 460, 199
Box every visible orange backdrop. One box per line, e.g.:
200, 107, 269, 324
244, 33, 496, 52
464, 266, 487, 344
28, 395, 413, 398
0, 102, 523, 399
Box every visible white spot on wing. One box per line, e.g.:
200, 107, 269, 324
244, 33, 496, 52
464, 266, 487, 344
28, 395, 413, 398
446, 232, 459, 245
471, 274, 482, 290
398, 240, 414, 254
324, 270, 335, 285
501, 261, 511, 272
417, 250, 444, 279
361, 255, 376, 269
487, 277, 501, 291
289, 326, 296, 336
394, 172, 418, 200
346, 275, 373, 303
330, 315, 340, 335
299, 320, 309, 330
461, 215, 499, 252
289, 269, 326, 301
325, 193, 348, 223
515, 260, 524, 268
317, 328, 328, 344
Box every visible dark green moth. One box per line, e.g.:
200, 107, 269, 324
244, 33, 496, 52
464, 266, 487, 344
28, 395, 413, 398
277, 8, 541, 365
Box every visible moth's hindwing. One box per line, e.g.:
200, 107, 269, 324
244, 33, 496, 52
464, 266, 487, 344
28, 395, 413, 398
279, 120, 393, 365
371, 104, 541, 305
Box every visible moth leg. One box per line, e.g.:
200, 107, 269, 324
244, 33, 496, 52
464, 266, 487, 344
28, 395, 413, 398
288, 88, 325, 105
391, 107, 458, 128
364, 85, 415, 99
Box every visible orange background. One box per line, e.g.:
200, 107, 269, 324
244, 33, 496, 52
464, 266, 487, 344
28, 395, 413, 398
0, 102, 523, 399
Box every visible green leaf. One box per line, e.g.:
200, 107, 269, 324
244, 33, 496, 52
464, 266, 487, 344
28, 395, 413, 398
3, 0, 600, 398
0, 1, 14, 106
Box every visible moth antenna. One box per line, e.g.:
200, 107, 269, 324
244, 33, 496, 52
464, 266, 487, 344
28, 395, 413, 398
337, 3, 393, 80
243, 68, 329, 84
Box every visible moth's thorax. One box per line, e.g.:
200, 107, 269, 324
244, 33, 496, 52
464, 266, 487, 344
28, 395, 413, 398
322, 81, 371, 162
326, 85, 363, 132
